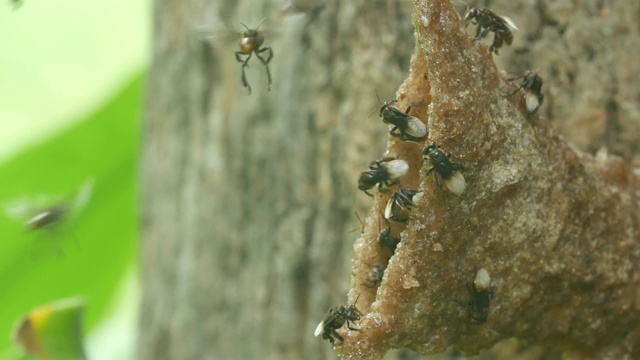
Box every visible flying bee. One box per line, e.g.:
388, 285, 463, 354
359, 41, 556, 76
422, 142, 466, 195
378, 225, 400, 253
384, 188, 420, 223
235, 19, 273, 95
25, 204, 68, 231
363, 265, 384, 288
4, 179, 94, 232
315, 295, 363, 345
506, 71, 544, 114
379, 99, 428, 142
357, 158, 409, 197
467, 268, 493, 324
464, 7, 518, 55
3, 179, 94, 259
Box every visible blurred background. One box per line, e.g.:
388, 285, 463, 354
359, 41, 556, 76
0, 0, 149, 358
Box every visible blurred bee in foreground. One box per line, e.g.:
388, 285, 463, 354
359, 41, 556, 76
3, 179, 94, 257
506, 71, 544, 114
315, 295, 363, 345
384, 188, 420, 223
379, 99, 427, 142
235, 19, 273, 95
422, 143, 465, 195
467, 268, 493, 324
357, 158, 409, 197
464, 7, 518, 55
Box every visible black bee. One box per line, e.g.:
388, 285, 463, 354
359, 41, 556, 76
464, 8, 518, 55
384, 188, 420, 223
25, 204, 68, 231
379, 100, 427, 142
422, 142, 466, 195
363, 265, 385, 288
357, 157, 409, 197
378, 226, 400, 253
467, 268, 493, 324
506, 71, 544, 114
235, 19, 273, 95
315, 296, 363, 344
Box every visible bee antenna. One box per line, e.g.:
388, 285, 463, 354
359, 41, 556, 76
255, 17, 266, 31
368, 89, 383, 119
240, 22, 250, 31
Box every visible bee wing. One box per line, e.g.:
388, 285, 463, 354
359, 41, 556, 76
3, 200, 33, 223
70, 178, 94, 213
314, 319, 325, 337
406, 117, 427, 138
444, 171, 466, 196
385, 160, 409, 180
384, 197, 395, 221
500, 16, 519, 31
3, 194, 60, 223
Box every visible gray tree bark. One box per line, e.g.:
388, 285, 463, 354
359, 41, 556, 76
140, 0, 413, 359
140, 0, 640, 359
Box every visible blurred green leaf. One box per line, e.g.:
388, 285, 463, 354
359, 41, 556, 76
0, 72, 143, 353
12, 297, 87, 360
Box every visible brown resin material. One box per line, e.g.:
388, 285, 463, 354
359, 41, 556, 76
338, 0, 640, 358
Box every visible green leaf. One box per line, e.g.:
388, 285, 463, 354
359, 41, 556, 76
12, 297, 87, 360
0, 72, 143, 353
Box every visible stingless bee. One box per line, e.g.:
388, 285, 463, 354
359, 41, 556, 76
315, 295, 363, 345
464, 7, 518, 55
4, 179, 94, 232
384, 188, 420, 223
25, 204, 68, 231
506, 71, 544, 114
357, 157, 409, 197
379, 99, 427, 142
467, 268, 493, 324
422, 142, 466, 195
235, 19, 273, 95
363, 265, 384, 288
375, 220, 400, 253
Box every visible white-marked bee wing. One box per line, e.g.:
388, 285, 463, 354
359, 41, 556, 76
500, 16, 519, 31
314, 320, 325, 337
406, 117, 427, 138
385, 160, 409, 180
474, 268, 491, 290
384, 197, 395, 220
525, 91, 541, 113
444, 171, 466, 196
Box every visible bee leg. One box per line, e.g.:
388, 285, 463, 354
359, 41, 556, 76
432, 172, 442, 188
404, 100, 423, 114
505, 83, 525, 97
330, 329, 343, 344
474, 24, 483, 40
389, 126, 401, 137
235, 51, 253, 94
256, 47, 274, 91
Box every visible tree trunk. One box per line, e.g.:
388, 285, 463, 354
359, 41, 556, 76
140, 0, 640, 359
140, 0, 413, 358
